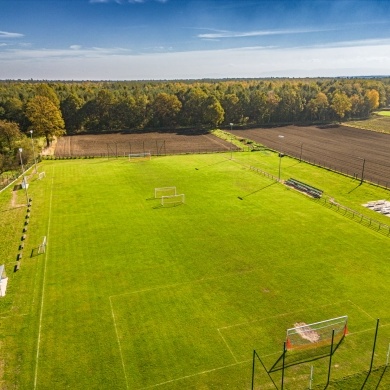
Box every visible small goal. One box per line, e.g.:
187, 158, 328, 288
38, 236, 47, 254
128, 152, 151, 161
155, 186, 177, 199
161, 194, 185, 206
286, 315, 348, 350
38, 171, 46, 180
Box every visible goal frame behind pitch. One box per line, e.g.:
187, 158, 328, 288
128, 152, 151, 161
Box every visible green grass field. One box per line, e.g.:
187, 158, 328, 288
1, 152, 390, 389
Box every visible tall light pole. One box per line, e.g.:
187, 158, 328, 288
278, 135, 284, 181
19, 148, 29, 204
229, 123, 234, 159
29, 129, 38, 173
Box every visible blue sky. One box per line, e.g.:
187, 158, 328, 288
1, 0, 390, 80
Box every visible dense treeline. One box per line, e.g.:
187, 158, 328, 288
0, 77, 390, 173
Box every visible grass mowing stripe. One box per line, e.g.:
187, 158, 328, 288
33, 165, 54, 390
109, 296, 129, 389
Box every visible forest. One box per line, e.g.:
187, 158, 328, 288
0, 77, 390, 174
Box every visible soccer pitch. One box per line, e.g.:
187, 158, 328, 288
1, 152, 390, 389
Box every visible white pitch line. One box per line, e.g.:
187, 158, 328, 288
109, 266, 264, 300
138, 360, 249, 389
33, 166, 54, 390
109, 296, 129, 389
348, 300, 375, 320
217, 328, 238, 363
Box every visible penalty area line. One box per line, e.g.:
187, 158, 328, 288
33, 166, 54, 390
138, 360, 249, 389
109, 296, 129, 389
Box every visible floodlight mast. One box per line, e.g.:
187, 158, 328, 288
229, 123, 233, 159
29, 129, 38, 173
19, 148, 29, 204
278, 135, 284, 180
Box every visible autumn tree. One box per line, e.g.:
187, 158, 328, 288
26, 96, 65, 147
0, 120, 25, 173
365, 89, 380, 111
60, 94, 83, 134
331, 91, 352, 121
150, 93, 182, 127
203, 96, 224, 127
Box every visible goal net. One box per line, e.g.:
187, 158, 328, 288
286, 315, 348, 350
128, 152, 151, 161
161, 194, 185, 206
155, 186, 177, 199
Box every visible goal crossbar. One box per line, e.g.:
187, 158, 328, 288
161, 193, 185, 206
128, 152, 151, 160
286, 315, 348, 350
155, 186, 177, 198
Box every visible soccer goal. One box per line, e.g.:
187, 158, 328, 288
38, 236, 47, 254
155, 186, 177, 199
161, 194, 185, 206
0, 264, 8, 297
286, 315, 348, 350
38, 171, 46, 180
128, 152, 151, 161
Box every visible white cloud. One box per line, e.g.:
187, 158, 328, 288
0, 30, 24, 38
198, 27, 334, 40
1, 38, 390, 80
70, 45, 83, 50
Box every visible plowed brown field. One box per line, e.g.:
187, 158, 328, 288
55, 130, 238, 157
229, 124, 390, 188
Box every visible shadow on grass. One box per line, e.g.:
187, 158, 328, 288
238, 182, 277, 200
194, 158, 231, 171
152, 203, 185, 210
268, 336, 345, 373
30, 247, 42, 257
348, 181, 363, 194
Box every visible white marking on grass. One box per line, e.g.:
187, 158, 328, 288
138, 360, 249, 389
217, 328, 238, 363
218, 300, 350, 331
109, 267, 264, 300
0, 313, 29, 320
33, 166, 54, 390
109, 296, 129, 389
348, 300, 375, 320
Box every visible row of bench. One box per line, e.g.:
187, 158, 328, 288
285, 178, 323, 199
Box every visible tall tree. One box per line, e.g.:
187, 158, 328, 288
26, 96, 65, 147
331, 92, 352, 121
150, 93, 182, 127
365, 89, 380, 111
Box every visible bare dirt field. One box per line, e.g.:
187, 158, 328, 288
54, 125, 390, 188
54, 130, 238, 158
229, 124, 390, 188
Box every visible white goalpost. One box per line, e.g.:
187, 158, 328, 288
38, 236, 47, 254
155, 186, 177, 199
286, 315, 348, 350
38, 171, 46, 180
128, 152, 151, 161
161, 194, 185, 206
